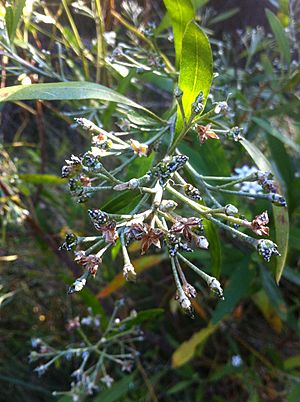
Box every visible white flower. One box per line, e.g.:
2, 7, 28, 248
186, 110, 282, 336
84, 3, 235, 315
101, 374, 114, 388
231, 355, 243, 367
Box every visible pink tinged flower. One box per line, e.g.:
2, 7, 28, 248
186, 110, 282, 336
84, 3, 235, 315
251, 211, 269, 236
74, 251, 102, 276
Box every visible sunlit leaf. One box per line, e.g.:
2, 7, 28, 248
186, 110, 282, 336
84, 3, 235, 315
241, 138, 289, 283
172, 322, 218, 368
252, 290, 282, 333
0, 82, 160, 121
175, 21, 213, 138
20, 174, 66, 185
163, 0, 195, 66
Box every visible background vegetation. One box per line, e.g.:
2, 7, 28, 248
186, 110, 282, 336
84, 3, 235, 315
0, 0, 300, 401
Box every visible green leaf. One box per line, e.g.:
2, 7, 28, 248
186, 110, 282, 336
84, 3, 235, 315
253, 117, 300, 155
209, 8, 239, 25
260, 266, 288, 321
204, 220, 221, 278
175, 21, 213, 137
287, 384, 300, 402
172, 322, 218, 367
266, 9, 291, 66
101, 190, 142, 214
19, 174, 66, 185
284, 355, 300, 370
0, 82, 160, 121
282, 266, 300, 286
240, 138, 289, 283
92, 374, 135, 402
5, 1, 26, 43
211, 259, 253, 324
5, 6, 14, 42
163, 0, 195, 66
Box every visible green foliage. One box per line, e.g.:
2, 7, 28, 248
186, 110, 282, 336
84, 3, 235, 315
175, 21, 213, 136
163, 0, 195, 66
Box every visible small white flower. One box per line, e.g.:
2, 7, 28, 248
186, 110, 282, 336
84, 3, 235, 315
101, 374, 114, 388
231, 355, 243, 367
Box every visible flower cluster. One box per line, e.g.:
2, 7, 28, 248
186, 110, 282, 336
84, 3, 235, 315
31, 302, 142, 401
60, 89, 286, 315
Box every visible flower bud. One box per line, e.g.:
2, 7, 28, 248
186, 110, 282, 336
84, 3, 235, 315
123, 263, 137, 282
174, 86, 183, 99
59, 233, 78, 251
214, 100, 229, 114
224, 204, 238, 216
159, 199, 178, 212
68, 273, 88, 294
192, 91, 204, 115
268, 193, 287, 207
184, 184, 202, 201
209, 277, 224, 300
195, 236, 209, 249
257, 239, 280, 262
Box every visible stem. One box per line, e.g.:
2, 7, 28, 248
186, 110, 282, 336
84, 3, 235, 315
165, 184, 258, 248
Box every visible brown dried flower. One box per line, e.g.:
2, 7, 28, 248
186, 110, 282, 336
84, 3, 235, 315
140, 224, 163, 255
74, 251, 102, 276
196, 124, 219, 144
101, 220, 119, 243
170, 217, 202, 242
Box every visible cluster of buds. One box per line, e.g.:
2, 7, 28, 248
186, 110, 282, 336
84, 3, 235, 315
257, 239, 281, 262
192, 91, 205, 114
255, 171, 287, 206
149, 155, 189, 185
184, 184, 202, 201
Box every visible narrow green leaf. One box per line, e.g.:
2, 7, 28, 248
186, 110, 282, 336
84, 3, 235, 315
266, 9, 291, 66
204, 220, 221, 278
5, 1, 25, 43
253, 117, 300, 155
163, 0, 195, 66
12, 0, 26, 40
282, 266, 300, 286
175, 21, 213, 137
172, 322, 218, 367
241, 138, 289, 283
209, 8, 239, 25
5, 6, 14, 42
20, 174, 66, 185
0, 82, 160, 121
211, 259, 253, 324
261, 266, 288, 320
